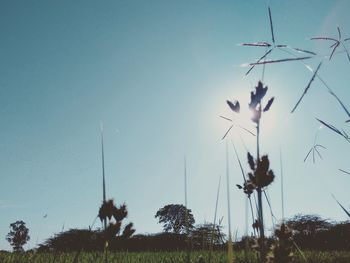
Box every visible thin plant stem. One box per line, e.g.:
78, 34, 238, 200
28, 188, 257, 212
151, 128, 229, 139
209, 175, 222, 263
100, 123, 107, 230
256, 113, 266, 262
231, 141, 257, 236
184, 157, 191, 263
263, 190, 277, 227
280, 147, 285, 222
226, 141, 234, 263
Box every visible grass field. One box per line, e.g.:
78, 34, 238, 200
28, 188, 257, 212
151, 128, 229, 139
1, 250, 350, 263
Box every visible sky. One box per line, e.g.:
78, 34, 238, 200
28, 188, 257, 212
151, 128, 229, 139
1, 0, 350, 251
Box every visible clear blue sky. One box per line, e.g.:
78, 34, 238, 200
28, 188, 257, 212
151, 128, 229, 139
1, 0, 350, 251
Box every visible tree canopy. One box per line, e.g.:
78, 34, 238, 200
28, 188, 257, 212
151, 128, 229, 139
155, 204, 195, 234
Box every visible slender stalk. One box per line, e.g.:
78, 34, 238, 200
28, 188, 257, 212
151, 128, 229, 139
226, 141, 234, 263
280, 147, 285, 222
231, 141, 257, 236
184, 156, 188, 209
256, 115, 266, 261
184, 156, 191, 263
263, 190, 276, 227
209, 175, 221, 263
100, 123, 107, 230
244, 197, 249, 263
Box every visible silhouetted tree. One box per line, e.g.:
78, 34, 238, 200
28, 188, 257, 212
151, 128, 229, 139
6, 220, 30, 252
155, 204, 195, 234
286, 214, 332, 236
285, 214, 335, 250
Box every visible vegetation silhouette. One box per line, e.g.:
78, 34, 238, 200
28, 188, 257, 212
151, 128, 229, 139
285, 214, 350, 251
98, 199, 135, 240
36, 214, 350, 254
190, 223, 225, 250
155, 204, 195, 234
230, 81, 275, 262
6, 220, 30, 252
38, 229, 224, 252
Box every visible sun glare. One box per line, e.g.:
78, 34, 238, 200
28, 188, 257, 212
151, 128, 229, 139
218, 88, 278, 146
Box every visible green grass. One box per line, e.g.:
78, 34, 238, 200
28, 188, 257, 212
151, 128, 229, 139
1, 250, 350, 263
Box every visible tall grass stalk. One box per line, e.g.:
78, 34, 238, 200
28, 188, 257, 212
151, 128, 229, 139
332, 194, 350, 218
184, 157, 191, 263
231, 141, 256, 236
279, 148, 285, 222
208, 175, 221, 263
226, 141, 234, 263
100, 123, 107, 230
255, 112, 266, 261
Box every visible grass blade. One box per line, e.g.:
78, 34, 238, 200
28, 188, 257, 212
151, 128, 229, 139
316, 118, 343, 136
222, 125, 233, 140
263, 190, 277, 226
231, 141, 247, 183
220, 116, 255, 136
209, 175, 221, 263
311, 36, 338, 41
315, 144, 326, 149
293, 240, 308, 263
291, 62, 322, 113
268, 6, 275, 44
237, 125, 256, 137
330, 42, 338, 48
328, 89, 350, 118
332, 194, 350, 218
339, 169, 350, 175
290, 47, 317, 55
303, 148, 313, 162
250, 56, 312, 66
220, 115, 233, 122
225, 141, 234, 263
245, 48, 273, 75
340, 42, 350, 62
329, 42, 340, 60
241, 42, 271, 47
280, 147, 285, 222
276, 44, 317, 55
231, 141, 256, 236
314, 147, 322, 159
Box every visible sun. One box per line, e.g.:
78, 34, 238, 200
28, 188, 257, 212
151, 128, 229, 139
220, 90, 277, 143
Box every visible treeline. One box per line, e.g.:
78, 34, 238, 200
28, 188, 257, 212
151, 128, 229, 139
285, 214, 350, 250
37, 214, 350, 252
37, 231, 223, 252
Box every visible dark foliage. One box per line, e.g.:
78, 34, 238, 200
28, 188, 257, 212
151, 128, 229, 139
190, 223, 226, 250
38, 229, 104, 252
239, 153, 275, 196
155, 204, 195, 234
226, 100, 240, 113
6, 220, 30, 252
285, 214, 350, 250
38, 230, 222, 252
97, 199, 135, 241
248, 81, 274, 124
37, 214, 350, 252
267, 224, 294, 263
